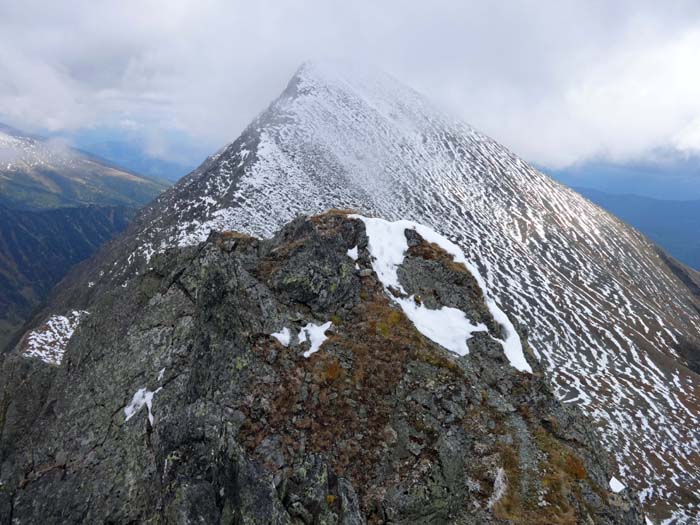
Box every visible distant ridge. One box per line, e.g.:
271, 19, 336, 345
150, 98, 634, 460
0, 122, 168, 210
575, 186, 700, 270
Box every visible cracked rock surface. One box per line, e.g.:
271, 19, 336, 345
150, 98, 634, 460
0, 211, 643, 524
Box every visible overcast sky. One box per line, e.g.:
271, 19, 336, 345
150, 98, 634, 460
2, 0, 700, 172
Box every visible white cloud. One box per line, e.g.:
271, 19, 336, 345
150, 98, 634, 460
1, 0, 700, 168
555, 28, 700, 165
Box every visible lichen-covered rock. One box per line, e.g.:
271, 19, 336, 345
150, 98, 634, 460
0, 211, 643, 524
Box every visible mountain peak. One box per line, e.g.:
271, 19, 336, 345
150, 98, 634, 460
7, 64, 700, 521
279, 60, 453, 135
291, 59, 401, 91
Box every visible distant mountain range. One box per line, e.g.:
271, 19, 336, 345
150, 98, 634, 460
0, 122, 168, 347
575, 187, 700, 270
0, 123, 168, 210
548, 159, 700, 201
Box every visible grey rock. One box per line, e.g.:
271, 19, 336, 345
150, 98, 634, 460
0, 212, 643, 524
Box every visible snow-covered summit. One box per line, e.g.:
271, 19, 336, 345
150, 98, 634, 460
288, 59, 458, 130
25, 62, 700, 521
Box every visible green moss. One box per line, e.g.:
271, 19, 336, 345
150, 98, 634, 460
493, 444, 523, 519
376, 310, 402, 337
282, 275, 303, 286
412, 347, 462, 375
234, 357, 248, 370
137, 275, 162, 305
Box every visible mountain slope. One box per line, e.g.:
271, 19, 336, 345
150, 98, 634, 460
0, 123, 167, 347
0, 212, 643, 523
0, 205, 133, 349
9, 61, 700, 522
0, 123, 167, 210
574, 187, 700, 270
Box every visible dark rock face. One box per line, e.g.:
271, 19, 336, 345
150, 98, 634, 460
0, 212, 642, 523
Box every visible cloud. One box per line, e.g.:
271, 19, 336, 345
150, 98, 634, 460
1, 0, 700, 168
0, 144, 20, 164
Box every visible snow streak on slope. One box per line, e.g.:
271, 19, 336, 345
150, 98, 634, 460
22, 310, 88, 365
51, 62, 700, 521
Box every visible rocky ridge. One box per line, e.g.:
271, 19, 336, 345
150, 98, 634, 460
6, 62, 700, 524
7, 61, 700, 521
0, 212, 643, 524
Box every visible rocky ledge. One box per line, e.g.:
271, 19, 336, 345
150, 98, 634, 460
0, 210, 643, 524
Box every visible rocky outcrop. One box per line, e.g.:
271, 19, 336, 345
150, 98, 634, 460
0, 211, 643, 523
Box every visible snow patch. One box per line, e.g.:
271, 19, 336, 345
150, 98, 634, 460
23, 311, 89, 365
353, 216, 409, 294
271, 327, 291, 347
609, 476, 626, 493
298, 321, 332, 358
352, 215, 531, 373
347, 245, 358, 261
395, 297, 486, 356
124, 387, 162, 425
488, 468, 507, 508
